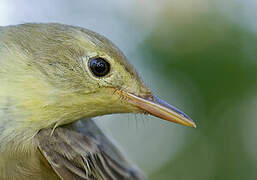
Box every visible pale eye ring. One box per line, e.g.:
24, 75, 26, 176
88, 57, 110, 77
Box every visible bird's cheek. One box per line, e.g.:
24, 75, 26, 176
83, 88, 138, 116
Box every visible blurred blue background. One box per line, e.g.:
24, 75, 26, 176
1, 0, 257, 179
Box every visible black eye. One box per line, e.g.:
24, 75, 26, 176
89, 58, 111, 77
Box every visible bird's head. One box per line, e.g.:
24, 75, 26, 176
0, 23, 195, 136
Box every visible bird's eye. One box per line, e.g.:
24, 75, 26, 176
89, 58, 111, 77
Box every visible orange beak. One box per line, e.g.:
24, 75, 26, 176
121, 91, 196, 128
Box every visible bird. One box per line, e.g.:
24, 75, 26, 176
0, 23, 196, 180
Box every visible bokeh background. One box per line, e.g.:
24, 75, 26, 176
1, 0, 257, 179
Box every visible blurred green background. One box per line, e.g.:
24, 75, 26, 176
144, 4, 257, 180
1, 0, 257, 179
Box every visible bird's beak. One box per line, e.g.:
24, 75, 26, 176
120, 91, 196, 128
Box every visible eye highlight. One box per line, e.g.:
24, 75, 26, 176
88, 57, 111, 77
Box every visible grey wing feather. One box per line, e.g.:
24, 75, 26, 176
36, 119, 145, 180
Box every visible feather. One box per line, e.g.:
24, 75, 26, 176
36, 119, 145, 180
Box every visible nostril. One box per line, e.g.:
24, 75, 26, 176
138, 92, 153, 100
